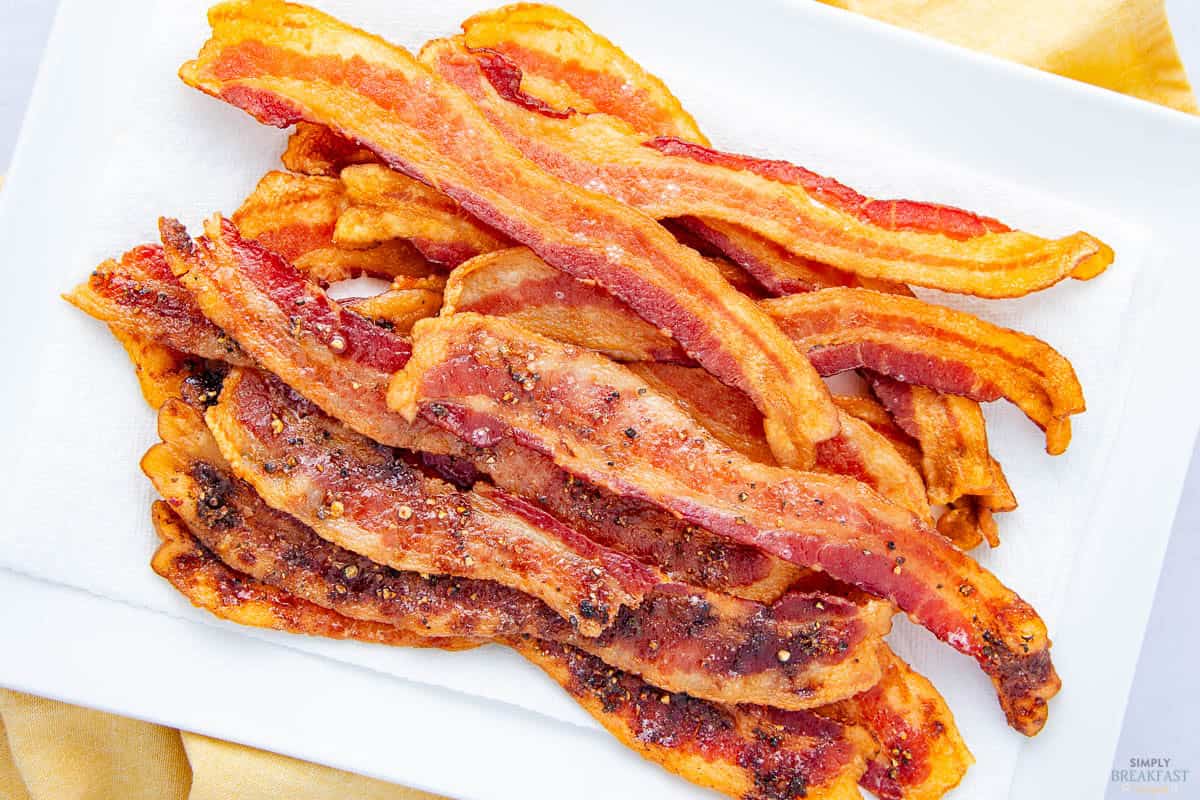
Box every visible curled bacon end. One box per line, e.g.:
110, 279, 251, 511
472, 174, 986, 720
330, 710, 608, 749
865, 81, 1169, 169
938, 498, 1001, 551
151, 502, 472, 649
460, 4, 708, 142
180, 0, 840, 468
282, 121, 377, 176
767, 288, 1086, 454
391, 313, 1060, 734
822, 647, 973, 800
107, 330, 227, 412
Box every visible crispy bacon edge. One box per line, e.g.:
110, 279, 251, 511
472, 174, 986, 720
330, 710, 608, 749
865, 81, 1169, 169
179, 0, 841, 469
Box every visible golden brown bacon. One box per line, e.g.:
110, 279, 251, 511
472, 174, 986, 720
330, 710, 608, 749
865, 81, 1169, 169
150, 501, 471, 649
180, 0, 840, 470
151, 500, 873, 800
336, 164, 511, 266
232, 169, 434, 284
64, 243, 252, 366
390, 314, 1060, 734
763, 289, 1085, 454
206, 368, 658, 637
149, 395, 891, 709
423, 35, 1111, 299
820, 647, 972, 800
281, 121, 378, 175
461, 5, 707, 143
160, 188, 802, 605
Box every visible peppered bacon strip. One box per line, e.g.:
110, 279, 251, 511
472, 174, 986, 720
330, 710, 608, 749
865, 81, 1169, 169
151, 499, 872, 800
159, 212, 802, 603
336, 164, 511, 266
150, 500, 473, 650
207, 368, 660, 636
150, 395, 891, 709
391, 314, 1060, 734
180, 0, 839, 470
820, 647, 972, 800
425, 36, 1111, 298
232, 169, 434, 284
64, 243, 252, 365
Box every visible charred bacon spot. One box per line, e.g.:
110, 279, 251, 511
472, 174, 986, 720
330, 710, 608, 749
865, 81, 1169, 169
190, 461, 241, 530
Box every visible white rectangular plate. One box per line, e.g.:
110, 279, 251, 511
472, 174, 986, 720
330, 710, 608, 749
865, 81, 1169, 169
1, 1, 1198, 798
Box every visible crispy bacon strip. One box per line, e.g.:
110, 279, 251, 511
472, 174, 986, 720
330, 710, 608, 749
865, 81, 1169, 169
152, 499, 872, 800
232, 169, 434, 284
150, 395, 890, 708
821, 647, 972, 800
764, 289, 1083, 454
180, 0, 840, 469
460, 4, 707, 142
159, 206, 802, 604
390, 314, 1059, 734
150, 500, 471, 649
422, 37, 1111, 298
622, 363, 932, 524
64, 243, 252, 365
207, 368, 660, 637
337, 164, 511, 266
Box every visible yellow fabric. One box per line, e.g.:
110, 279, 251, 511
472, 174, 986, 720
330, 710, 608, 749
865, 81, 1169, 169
0, 2, 1195, 799
819, 0, 1197, 112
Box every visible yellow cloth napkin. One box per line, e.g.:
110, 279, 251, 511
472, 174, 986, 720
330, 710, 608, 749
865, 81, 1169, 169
0, 1, 1195, 798
820, 0, 1196, 112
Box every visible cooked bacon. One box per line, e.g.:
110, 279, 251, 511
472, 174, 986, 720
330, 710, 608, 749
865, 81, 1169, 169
208, 368, 661, 636
418, 37, 1110, 299
443, 247, 690, 363
624, 363, 932, 524
149, 396, 891, 708
152, 497, 873, 800
764, 289, 1084, 454
156, 218, 801, 602
337, 164, 511, 266
104, 328, 222, 410
282, 121, 379, 176
391, 314, 1060, 734
64, 243, 252, 365
831, 396, 923, 473
518, 639, 873, 800
180, 1, 840, 469
461, 5, 707, 142
150, 500, 471, 649
233, 169, 434, 284
820, 646, 972, 800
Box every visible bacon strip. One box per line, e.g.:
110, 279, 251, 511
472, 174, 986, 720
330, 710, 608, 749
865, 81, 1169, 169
461, 5, 707, 142
160, 210, 801, 603
336, 164, 510, 266
180, 0, 839, 469
419, 38, 1111, 298
764, 289, 1083, 454
150, 395, 890, 709
208, 368, 661, 637
390, 314, 1059, 734
820, 647, 972, 800
150, 500, 471, 649
151, 501, 872, 800
232, 169, 434, 284
64, 243, 252, 365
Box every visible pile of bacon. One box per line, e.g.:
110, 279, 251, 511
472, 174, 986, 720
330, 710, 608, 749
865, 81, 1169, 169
64, 3, 1113, 798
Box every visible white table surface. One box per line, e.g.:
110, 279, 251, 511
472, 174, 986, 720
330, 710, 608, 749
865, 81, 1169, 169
2, 1, 1196, 795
